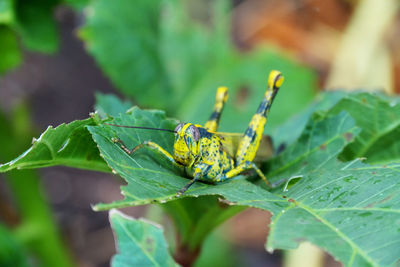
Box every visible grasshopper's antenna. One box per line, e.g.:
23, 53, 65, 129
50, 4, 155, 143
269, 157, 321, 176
104, 123, 176, 133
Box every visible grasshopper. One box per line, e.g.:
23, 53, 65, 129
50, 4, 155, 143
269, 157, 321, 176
108, 70, 284, 196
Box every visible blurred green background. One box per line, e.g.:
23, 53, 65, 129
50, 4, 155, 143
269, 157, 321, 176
0, 0, 399, 266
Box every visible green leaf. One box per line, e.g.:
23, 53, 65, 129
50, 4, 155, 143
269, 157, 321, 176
267, 161, 400, 267
327, 92, 400, 164
0, 0, 14, 24
0, 26, 21, 74
14, 0, 59, 53
0, 117, 109, 172
0, 104, 74, 267
0, 224, 28, 267
266, 111, 361, 183
161, 196, 245, 249
95, 93, 133, 119
63, 0, 89, 10
88, 108, 284, 214
271, 91, 347, 147
159, 0, 233, 108
109, 209, 179, 267
80, 0, 317, 120
194, 231, 241, 267
79, 0, 171, 109
90, 107, 400, 266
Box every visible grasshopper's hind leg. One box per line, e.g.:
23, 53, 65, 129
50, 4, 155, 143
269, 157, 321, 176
235, 71, 284, 165
204, 86, 228, 132
217, 161, 271, 188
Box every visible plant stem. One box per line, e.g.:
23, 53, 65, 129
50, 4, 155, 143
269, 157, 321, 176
6, 170, 74, 267
162, 196, 245, 266
173, 241, 201, 267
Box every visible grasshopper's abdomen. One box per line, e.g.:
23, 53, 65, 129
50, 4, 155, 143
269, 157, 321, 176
196, 128, 234, 182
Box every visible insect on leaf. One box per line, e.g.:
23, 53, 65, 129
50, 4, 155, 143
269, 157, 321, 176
217, 132, 273, 162
90, 106, 400, 267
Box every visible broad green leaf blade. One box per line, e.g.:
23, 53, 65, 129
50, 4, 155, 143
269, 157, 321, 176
109, 209, 179, 267
0, 117, 109, 172
267, 160, 400, 267
79, 0, 171, 110
266, 112, 400, 266
271, 91, 347, 147
95, 93, 133, 119
328, 93, 400, 164
90, 107, 400, 266
267, 111, 361, 183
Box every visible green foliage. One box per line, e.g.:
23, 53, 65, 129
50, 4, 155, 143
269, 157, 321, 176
79, 0, 317, 129
3, 86, 400, 266
0, 117, 109, 173
194, 232, 241, 267
7, 169, 74, 267
271, 91, 347, 147
0, 224, 28, 267
109, 209, 179, 267
0, 104, 74, 267
80, 0, 171, 109
14, 0, 60, 53
87, 100, 400, 266
95, 93, 133, 119
4, 92, 400, 265
0, 0, 68, 74
161, 196, 245, 250
0, 0, 14, 24
328, 93, 400, 164
0, 26, 21, 74
2, 0, 400, 265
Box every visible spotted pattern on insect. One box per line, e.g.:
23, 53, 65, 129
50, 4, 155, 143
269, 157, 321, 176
110, 70, 284, 196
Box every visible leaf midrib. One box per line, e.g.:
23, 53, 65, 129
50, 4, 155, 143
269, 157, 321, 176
115, 218, 160, 267
0, 158, 109, 172
269, 201, 378, 267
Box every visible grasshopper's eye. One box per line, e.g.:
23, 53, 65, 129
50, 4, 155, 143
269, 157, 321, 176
188, 125, 200, 142
174, 123, 184, 136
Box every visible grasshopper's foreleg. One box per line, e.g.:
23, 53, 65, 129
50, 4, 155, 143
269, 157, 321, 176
235, 71, 284, 165
176, 164, 213, 196
218, 161, 271, 188
204, 86, 228, 132
176, 172, 201, 197
111, 138, 184, 170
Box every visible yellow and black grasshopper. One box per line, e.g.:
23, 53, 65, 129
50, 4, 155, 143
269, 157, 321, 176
107, 70, 284, 196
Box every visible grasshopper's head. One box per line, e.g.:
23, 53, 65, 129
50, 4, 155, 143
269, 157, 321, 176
173, 123, 201, 166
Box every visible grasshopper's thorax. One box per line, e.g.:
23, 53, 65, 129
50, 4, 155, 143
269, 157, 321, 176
173, 123, 201, 166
